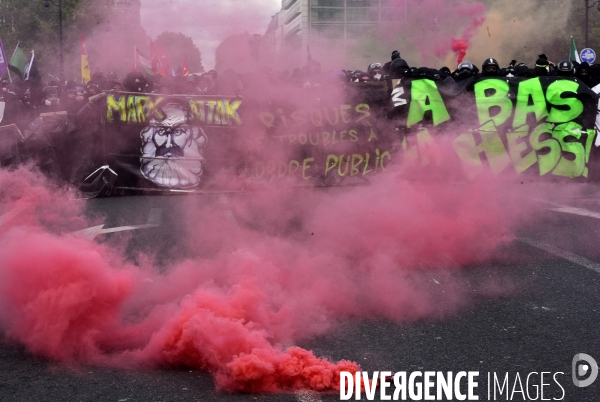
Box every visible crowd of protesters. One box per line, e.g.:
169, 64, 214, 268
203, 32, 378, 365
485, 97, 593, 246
1, 49, 600, 132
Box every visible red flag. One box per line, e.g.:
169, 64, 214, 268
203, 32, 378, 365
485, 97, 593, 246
156, 43, 170, 77
182, 55, 189, 76
150, 40, 161, 74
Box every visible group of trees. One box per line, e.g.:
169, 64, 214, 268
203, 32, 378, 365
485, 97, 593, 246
2, 0, 600, 80
0, 0, 204, 81
477, 0, 600, 60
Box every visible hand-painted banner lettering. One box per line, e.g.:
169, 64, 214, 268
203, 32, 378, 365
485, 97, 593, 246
100, 77, 599, 191
106, 93, 243, 126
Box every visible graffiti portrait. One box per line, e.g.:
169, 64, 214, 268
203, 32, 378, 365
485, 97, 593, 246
140, 101, 208, 188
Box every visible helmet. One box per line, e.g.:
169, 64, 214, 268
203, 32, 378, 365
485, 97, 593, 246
391, 50, 400, 61
556, 60, 574, 76
367, 62, 382, 75
482, 58, 500, 74
42, 86, 58, 97
390, 58, 409, 78
86, 84, 102, 96
457, 61, 474, 71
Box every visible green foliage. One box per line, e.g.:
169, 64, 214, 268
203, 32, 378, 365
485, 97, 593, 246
0, 0, 148, 81
0, 0, 84, 78
567, 0, 600, 56
155, 31, 204, 74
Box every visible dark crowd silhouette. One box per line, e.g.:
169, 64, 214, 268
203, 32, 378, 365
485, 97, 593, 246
1, 49, 599, 133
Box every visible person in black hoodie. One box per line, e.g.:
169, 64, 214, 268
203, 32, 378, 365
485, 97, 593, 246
382, 50, 401, 75
576, 62, 594, 88
514, 63, 532, 78
123, 72, 149, 93
532, 54, 556, 77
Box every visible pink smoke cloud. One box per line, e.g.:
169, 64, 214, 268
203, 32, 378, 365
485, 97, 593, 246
0, 136, 527, 392
140, 0, 281, 70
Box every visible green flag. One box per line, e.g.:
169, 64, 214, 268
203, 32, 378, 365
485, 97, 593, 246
8, 43, 28, 79
570, 36, 581, 63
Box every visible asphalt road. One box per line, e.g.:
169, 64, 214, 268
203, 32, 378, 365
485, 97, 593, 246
0, 185, 599, 402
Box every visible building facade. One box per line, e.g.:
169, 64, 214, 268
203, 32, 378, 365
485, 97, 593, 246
110, 0, 143, 28
265, 0, 405, 69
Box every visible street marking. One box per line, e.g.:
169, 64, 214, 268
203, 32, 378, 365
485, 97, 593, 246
529, 197, 600, 220
73, 208, 162, 240
0, 204, 28, 228
518, 237, 600, 275
549, 205, 600, 220
295, 391, 323, 402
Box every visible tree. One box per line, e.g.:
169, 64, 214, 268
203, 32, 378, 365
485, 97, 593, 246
155, 31, 204, 74
472, 0, 600, 63
0, 0, 82, 79
70, 0, 150, 79
215, 32, 260, 73
0, 0, 150, 81
567, 0, 600, 57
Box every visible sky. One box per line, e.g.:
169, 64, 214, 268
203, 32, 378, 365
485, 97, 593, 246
140, 0, 282, 70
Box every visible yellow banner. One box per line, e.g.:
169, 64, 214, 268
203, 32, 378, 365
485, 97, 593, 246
81, 54, 90, 84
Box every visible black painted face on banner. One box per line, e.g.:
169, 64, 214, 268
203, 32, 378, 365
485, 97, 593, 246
140, 103, 208, 189
152, 124, 192, 158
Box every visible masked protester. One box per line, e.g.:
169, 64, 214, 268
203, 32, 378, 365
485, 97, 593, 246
453, 61, 476, 82
514, 63, 532, 78
439, 66, 452, 79
123, 72, 148, 93
47, 80, 62, 97
532, 54, 554, 77
382, 50, 401, 75
576, 62, 594, 88
389, 58, 409, 80
62, 82, 86, 116
367, 62, 384, 81
86, 84, 102, 98
504, 60, 517, 77
88, 71, 106, 89
39, 86, 61, 114
556, 60, 575, 77
480, 58, 502, 77
104, 72, 122, 92
589, 64, 600, 88
355, 71, 371, 82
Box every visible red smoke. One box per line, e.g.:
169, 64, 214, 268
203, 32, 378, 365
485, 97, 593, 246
376, 0, 486, 66
0, 140, 525, 393
449, 3, 486, 65
452, 38, 469, 64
